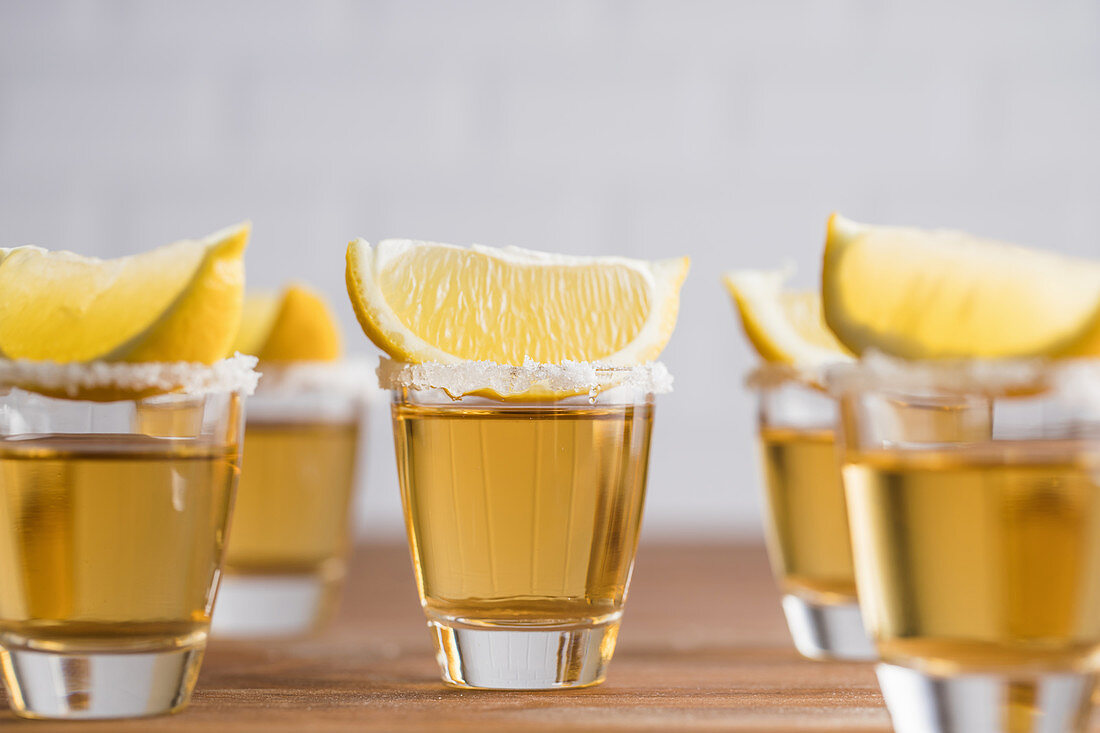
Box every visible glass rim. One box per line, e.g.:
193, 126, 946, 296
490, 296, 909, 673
0, 353, 260, 399
254, 356, 374, 399
824, 351, 1100, 398
377, 357, 673, 398
744, 361, 833, 391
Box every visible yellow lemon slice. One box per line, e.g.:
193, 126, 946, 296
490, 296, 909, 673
822, 213, 1100, 359
346, 238, 689, 365
231, 283, 343, 362
723, 268, 852, 368
0, 223, 249, 364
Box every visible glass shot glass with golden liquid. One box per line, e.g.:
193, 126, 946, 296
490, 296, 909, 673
828, 356, 1100, 733
211, 362, 369, 638
0, 357, 256, 720
748, 364, 874, 661
383, 359, 669, 689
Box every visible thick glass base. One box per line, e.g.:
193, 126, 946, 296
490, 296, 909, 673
0, 644, 205, 719
428, 616, 620, 690
877, 663, 1095, 733
211, 573, 337, 638
781, 594, 875, 661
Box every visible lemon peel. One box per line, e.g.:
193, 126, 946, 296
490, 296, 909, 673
0, 223, 249, 364
723, 267, 851, 369
232, 283, 343, 362
822, 213, 1100, 359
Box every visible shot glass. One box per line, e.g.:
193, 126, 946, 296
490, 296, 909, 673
213, 361, 369, 638
0, 356, 257, 719
829, 355, 1100, 733
383, 359, 670, 689
748, 364, 874, 660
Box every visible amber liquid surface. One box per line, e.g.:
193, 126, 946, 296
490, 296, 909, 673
224, 420, 359, 580
0, 434, 238, 653
844, 443, 1100, 674
392, 401, 653, 627
758, 427, 856, 601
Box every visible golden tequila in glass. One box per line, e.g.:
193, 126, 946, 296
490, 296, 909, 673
386, 361, 664, 689
227, 421, 358, 575
832, 357, 1100, 733
759, 427, 856, 600
750, 366, 872, 660
0, 358, 252, 719
845, 444, 1100, 677
0, 435, 236, 655
213, 362, 367, 638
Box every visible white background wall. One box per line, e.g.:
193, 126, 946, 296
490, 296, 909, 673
2, 1, 1098, 539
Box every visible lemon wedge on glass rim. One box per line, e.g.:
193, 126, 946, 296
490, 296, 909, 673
0, 223, 249, 364
723, 267, 852, 370
822, 213, 1100, 359
232, 283, 343, 362
345, 238, 689, 366
0, 223, 249, 399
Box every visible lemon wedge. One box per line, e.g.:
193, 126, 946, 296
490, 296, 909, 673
346, 238, 689, 365
822, 213, 1100, 359
0, 223, 249, 364
723, 268, 852, 368
231, 283, 343, 362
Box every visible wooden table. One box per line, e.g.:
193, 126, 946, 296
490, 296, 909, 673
0, 543, 898, 731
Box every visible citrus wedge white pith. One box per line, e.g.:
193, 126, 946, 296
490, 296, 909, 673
722, 268, 852, 368
346, 239, 689, 365
822, 213, 1100, 359
0, 223, 249, 364
231, 283, 343, 362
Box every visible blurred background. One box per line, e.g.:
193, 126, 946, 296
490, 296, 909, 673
1, 1, 1098, 540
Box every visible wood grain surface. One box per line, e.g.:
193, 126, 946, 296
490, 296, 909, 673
0, 542, 900, 731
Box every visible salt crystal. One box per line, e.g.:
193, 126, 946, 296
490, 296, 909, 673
0, 353, 260, 398
254, 357, 375, 399
377, 357, 673, 398
825, 350, 1090, 396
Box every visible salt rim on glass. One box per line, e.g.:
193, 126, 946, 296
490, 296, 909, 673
823, 350, 1100, 422
377, 356, 673, 400
251, 357, 375, 399
744, 361, 840, 392
0, 353, 260, 399
823, 350, 1100, 397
